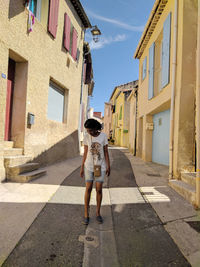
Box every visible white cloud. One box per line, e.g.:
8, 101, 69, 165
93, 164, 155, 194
86, 9, 144, 32
89, 34, 127, 50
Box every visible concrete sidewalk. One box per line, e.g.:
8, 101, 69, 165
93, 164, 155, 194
123, 149, 200, 267
0, 156, 82, 266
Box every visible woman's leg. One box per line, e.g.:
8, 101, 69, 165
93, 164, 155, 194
96, 182, 103, 216
84, 181, 93, 218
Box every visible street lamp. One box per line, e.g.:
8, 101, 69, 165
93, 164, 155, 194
91, 25, 101, 43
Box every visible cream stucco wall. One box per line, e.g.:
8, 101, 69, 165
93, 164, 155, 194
103, 103, 112, 138
173, 0, 197, 176
128, 93, 137, 154
0, 0, 87, 179
114, 92, 124, 146
110, 87, 121, 142
136, 0, 197, 177
137, 0, 174, 120
0, 35, 9, 181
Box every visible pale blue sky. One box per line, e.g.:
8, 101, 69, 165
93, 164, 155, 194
80, 0, 155, 115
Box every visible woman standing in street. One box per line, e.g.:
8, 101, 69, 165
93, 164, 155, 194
80, 119, 110, 225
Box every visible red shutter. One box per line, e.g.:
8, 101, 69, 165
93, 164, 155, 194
71, 28, 78, 60
64, 13, 71, 51
48, 0, 59, 38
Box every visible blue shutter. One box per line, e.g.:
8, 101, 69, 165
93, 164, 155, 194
148, 43, 155, 99
142, 57, 147, 80
29, 0, 35, 14
161, 13, 171, 88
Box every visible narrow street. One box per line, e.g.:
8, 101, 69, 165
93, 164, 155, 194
1, 1, 200, 266
1, 149, 192, 267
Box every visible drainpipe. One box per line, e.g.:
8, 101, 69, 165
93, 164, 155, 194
78, 31, 86, 154
196, 0, 200, 208
169, 0, 178, 179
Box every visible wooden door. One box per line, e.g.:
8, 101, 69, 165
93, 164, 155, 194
4, 80, 12, 140
5, 58, 15, 141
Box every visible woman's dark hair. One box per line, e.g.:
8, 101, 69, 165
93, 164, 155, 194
84, 119, 102, 130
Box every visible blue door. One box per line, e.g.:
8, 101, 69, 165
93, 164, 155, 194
152, 109, 170, 165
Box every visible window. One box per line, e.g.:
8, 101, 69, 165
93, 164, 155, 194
70, 24, 73, 54
148, 42, 155, 100
47, 82, 67, 123
119, 106, 122, 120
48, 0, 59, 38
142, 57, 147, 81
154, 31, 163, 96
161, 13, 171, 88
64, 13, 71, 51
148, 12, 171, 100
29, 0, 41, 20
63, 13, 78, 61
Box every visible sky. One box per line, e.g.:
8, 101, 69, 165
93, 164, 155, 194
80, 0, 155, 115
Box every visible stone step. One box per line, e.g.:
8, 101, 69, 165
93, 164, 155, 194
4, 141, 14, 148
169, 179, 195, 205
4, 148, 23, 157
4, 156, 32, 168
6, 163, 40, 176
181, 172, 196, 187
7, 169, 47, 183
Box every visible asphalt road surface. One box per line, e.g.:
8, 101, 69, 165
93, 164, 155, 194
3, 149, 190, 267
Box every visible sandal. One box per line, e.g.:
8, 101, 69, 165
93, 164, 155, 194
96, 215, 103, 224
82, 217, 89, 225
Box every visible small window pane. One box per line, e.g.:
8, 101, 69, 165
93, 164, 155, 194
47, 83, 64, 123
70, 25, 73, 55
142, 57, 147, 80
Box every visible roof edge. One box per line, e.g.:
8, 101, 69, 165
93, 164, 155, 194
70, 0, 92, 28
109, 80, 138, 101
134, 0, 167, 59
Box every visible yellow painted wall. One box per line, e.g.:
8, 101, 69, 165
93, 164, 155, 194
110, 87, 120, 143
137, 0, 174, 120
115, 92, 124, 146
128, 93, 136, 154
0, 0, 86, 180
173, 0, 197, 175
110, 85, 133, 147
136, 0, 197, 176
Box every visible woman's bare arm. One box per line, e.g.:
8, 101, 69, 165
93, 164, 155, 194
80, 145, 88, 177
103, 145, 110, 176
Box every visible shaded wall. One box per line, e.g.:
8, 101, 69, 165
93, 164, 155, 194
31, 130, 79, 166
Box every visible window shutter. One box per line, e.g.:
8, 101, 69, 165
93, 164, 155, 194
119, 106, 122, 120
64, 13, 71, 51
48, 0, 59, 38
142, 57, 147, 80
36, 0, 42, 20
161, 13, 171, 88
148, 42, 155, 99
29, 0, 35, 14
71, 28, 78, 60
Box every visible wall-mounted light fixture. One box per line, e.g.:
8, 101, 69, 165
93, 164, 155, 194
91, 25, 101, 43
